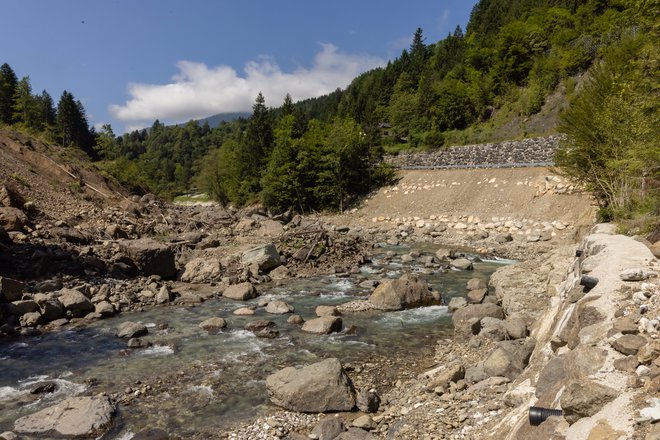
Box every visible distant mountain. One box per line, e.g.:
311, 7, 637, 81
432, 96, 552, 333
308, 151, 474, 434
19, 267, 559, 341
195, 112, 250, 128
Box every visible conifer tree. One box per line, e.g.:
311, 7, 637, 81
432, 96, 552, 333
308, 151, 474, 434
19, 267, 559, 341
12, 76, 38, 129
0, 63, 18, 124
35, 90, 56, 129
56, 90, 93, 155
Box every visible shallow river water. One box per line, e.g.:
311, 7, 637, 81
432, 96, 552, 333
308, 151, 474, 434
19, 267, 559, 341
0, 245, 509, 437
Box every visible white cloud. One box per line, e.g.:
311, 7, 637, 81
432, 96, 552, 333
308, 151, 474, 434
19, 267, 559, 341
110, 43, 385, 129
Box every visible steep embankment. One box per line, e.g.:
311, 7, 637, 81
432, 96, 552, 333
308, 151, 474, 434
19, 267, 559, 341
335, 138, 595, 238
355, 227, 659, 440
0, 130, 128, 222
354, 167, 591, 225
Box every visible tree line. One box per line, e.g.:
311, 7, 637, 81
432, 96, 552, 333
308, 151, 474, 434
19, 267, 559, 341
1, 0, 656, 225
0, 64, 96, 157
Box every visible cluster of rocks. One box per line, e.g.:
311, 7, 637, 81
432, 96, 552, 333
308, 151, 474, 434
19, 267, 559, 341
380, 173, 577, 198
353, 225, 660, 440
487, 225, 660, 439
385, 135, 561, 169
9, 395, 116, 439
0, 173, 372, 336
227, 226, 658, 440
261, 358, 381, 439
368, 214, 570, 245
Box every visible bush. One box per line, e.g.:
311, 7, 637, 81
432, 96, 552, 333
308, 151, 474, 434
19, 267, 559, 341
556, 33, 659, 224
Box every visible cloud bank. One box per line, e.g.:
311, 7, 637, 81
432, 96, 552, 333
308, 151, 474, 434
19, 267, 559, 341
110, 43, 385, 129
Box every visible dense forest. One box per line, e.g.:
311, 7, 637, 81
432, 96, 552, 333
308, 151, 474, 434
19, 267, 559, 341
0, 0, 657, 227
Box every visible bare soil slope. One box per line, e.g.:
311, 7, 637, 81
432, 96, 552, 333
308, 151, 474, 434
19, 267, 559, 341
0, 130, 128, 223
346, 167, 595, 228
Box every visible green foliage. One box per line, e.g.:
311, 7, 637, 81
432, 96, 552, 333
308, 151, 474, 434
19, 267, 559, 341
261, 115, 300, 212
56, 90, 95, 156
556, 30, 659, 223
0, 63, 18, 125
12, 76, 40, 130
5, 0, 653, 220
9, 172, 30, 188
429, 79, 476, 130
94, 124, 119, 160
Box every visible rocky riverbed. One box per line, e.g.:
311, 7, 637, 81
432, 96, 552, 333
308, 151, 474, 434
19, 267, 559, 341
1, 133, 659, 439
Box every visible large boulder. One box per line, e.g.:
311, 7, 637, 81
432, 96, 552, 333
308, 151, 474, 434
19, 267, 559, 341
244, 320, 276, 332
482, 338, 536, 380
40, 299, 65, 321
560, 379, 617, 424
0, 207, 28, 231
20, 311, 42, 327
120, 239, 176, 278
451, 303, 504, 336
450, 258, 474, 270
311, 418, 346, 440
447, 296, 467, 312
199, 317, 227, 332
258, 220, 285, 237
0, 277, 25, 302
117, 321, 148, 338
57, 288, 94, 317
265, 358, 355, 412
0, 182, 25, 208
13, 396, 115, 438
611, 334, 647, 356
105, 224, 129, 239
368, 274, 436, 311
223, 282, 257, 301
316, 305, 340, 317
265, 300, 294, 314
241, 243, 281, 272
51, 227, 90, 244
302, 316, 343, 334
95, 301, 115, 317
9, 299, 39, 316
181, 257, 223, 283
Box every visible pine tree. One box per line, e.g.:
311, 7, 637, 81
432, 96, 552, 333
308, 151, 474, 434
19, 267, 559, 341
281, 93, 294, 116
12, 76, 39, 129
35, 90, 56, 129
0, 63, 18, 124
56, 90, 93, 155
246, 92, 273, 163
94, 124, 118, 160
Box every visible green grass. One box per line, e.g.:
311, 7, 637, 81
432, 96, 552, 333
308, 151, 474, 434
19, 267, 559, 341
9, 172, 30, 188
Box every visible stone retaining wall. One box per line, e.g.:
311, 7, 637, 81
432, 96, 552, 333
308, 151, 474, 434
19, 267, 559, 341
385, 135, 561, 169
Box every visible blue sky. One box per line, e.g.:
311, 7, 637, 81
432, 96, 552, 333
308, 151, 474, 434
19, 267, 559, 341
1, 1, 477, 132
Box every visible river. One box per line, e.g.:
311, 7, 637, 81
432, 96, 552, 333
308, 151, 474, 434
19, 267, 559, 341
0, 245, 508, 437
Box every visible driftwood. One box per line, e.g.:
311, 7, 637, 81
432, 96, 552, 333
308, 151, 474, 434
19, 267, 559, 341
303, 231, 322, 264
43, 155, 111, 198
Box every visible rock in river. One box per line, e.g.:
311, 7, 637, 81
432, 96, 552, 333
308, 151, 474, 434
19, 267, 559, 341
13, 396, 115, 438
57, 288, 94, 317
199, 317, 227, 332
302, 316, 342, 334
117, 321, 148, 338
266, 358, 355, 412
368, 274, 436, 311
223, 282, 257, 301
265, 300, 294, 314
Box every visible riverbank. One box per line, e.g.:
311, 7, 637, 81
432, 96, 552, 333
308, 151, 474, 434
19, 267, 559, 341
218, 225, 660, 440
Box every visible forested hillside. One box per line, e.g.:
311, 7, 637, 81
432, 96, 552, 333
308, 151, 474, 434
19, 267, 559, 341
0, 0, 656, 226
